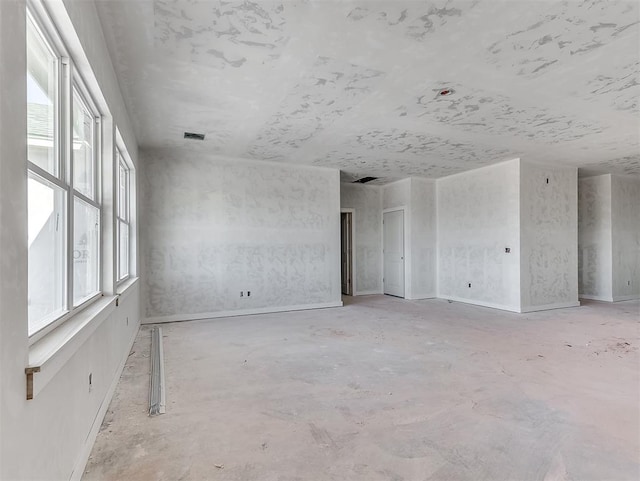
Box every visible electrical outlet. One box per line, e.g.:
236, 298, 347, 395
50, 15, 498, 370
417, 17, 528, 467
247, 291, 251, 297
240, 291, 244, 297
468, 283, 472, 288
505, 247, 511, 253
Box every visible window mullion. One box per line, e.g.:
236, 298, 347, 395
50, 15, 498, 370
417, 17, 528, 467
116, 153, 131, 283
126, 169, 130, 223
73, 189, 99, 209
59, 57, 69, 183
64, 58, 74, 314
27, 161, 66, 190
95, 118, 101, 206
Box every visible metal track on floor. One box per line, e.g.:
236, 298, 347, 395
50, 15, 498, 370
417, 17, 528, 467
149, 326, 166, 416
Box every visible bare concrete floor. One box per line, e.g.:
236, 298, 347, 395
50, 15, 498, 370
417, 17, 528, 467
83, 296, 640, 480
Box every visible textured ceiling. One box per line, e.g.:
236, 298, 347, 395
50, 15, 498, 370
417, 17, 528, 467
96, 0, 640, 183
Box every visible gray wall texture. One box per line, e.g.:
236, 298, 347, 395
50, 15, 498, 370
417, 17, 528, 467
520, 162, 578, 310
611, 175, 640, 301
437, 160, 522, 311
578, 175, 613, 300
142, 149, 342, 321
340, 183, 383, 294
578, 174, 640, 302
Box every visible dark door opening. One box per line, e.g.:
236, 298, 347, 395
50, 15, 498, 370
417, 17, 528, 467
341, 212, 353, 296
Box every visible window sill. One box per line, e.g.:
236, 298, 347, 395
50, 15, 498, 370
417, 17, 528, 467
26, 278, 140, 399
117, 276, 139, 300
26, 295, 117, 400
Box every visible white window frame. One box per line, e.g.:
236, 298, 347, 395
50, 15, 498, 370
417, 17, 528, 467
27, 4, 103, 343
116, 148, 132, 283
70, 81, 102, 307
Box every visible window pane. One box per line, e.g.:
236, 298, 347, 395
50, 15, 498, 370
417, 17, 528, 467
72, 90, 95, 199
27, 17, 58, 176
73, 197, 100, 305
118, 160, 127, 220
28, 176, 66, 334
118, 220, 129, 280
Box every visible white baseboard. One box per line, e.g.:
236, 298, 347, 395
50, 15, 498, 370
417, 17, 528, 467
520, 301, 581, 313
441, 295, 581, 313
437, 295, 520, 313
354, 290, 383, 296
143, 301, 344, 324
406, 293, 436, 300
69, 320, 139, 481
580, 294, 639, 303
613, 294, 640, 302
580, 294, 614, 302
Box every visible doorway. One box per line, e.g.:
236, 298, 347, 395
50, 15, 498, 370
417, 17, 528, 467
383, 209, 405, 298
341, 211, 353, 296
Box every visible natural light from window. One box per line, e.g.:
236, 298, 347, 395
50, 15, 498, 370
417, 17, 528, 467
27, 11, 103, 336
117, 154, 130, 281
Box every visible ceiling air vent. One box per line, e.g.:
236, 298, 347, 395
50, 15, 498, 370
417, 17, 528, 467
184, 132, 205, 140
353, 177, 378, 184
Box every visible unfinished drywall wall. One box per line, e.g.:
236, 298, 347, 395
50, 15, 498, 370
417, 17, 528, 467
577, 174, 639, 303
410, 178, 437, 299
345, 177, 435, 300
10, 291, 139, 480
340, 183, 383, 294
437, 159, 521, 311
0, 3, 28, 477
382, 178, 410, 210
142, 149, 342, 322
520, 162, 579, 311
0, 1, 140, 479
611, 175, 640, 301
578, 175, 613, 301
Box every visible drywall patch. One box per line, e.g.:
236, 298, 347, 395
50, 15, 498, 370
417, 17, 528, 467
315, 129, 513, 179
154, 0, 289, 69
485, 1, 637, 78
247, 56, 384, 160
345, 1, 467, 41
584, 60, 640, 112
582, 154, 640, 177
398, 83, 607, 144
527, 245, 575, 305
99, 0, 640, 177
316, 146, 514, 180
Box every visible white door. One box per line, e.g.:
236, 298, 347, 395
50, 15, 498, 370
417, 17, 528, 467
383, 210, 405, 298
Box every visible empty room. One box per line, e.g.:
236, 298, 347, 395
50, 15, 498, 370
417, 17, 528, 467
1, 0, 639, 480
